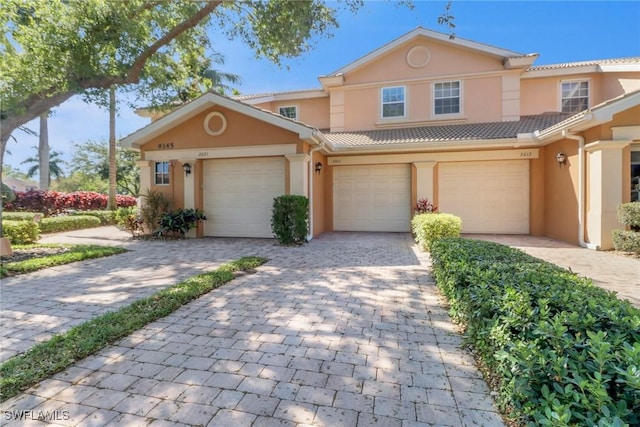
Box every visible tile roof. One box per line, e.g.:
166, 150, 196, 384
527, 57, 640, 71
234, 88, 325, 101
322, 113, 571, 148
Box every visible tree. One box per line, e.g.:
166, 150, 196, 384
60, 139, 140, 196
1, 0, 364, 168
21, 148, 65, 186
38, 111, 50, 190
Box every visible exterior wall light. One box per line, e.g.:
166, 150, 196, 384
183, 163, 192, 176
556, 152, 567, 166
315, 162, 323, 174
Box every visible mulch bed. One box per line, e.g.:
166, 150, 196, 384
0, 246, 71, 263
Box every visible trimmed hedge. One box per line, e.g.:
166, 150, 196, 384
1, 220, 40, 244
411, 213, 462, 251
70, 210, 116, 225
5, 190, 136, 216
612, 229, 640, 253
618, 202, 640, 228
1, 212, 44, 221
430, 238, 640, 426
39, 216, 101, 234
271, 195, 308, 245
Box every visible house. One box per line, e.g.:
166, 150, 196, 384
121, 27, 640, 250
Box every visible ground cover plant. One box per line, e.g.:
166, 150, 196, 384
0, 244, 126, 278
0, 256, 267, 401
430, 238, 640, 426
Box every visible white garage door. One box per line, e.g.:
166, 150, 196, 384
334, 164, 411, 232
438, 160, 529, 234
203, 157, 284, 238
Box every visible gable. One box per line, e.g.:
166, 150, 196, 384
345, 36, 509, 85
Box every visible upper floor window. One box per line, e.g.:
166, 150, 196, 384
434, 81, 460, 115
279, 106, 297, 120
561, 80, 589, 114
381, 87, 405, 118
154, 161, 170, 185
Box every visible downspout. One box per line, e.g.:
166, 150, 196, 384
562, 130, 598, 249
307, 133, 326, 241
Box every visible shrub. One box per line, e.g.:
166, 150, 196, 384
1, 212, 44, 221
71, 210, 115, 225
411, 212, 462, 251
415, 197, 437, 214
115, 207, 143, 237
617, 202, 640, 228
271, 195, 308, 245
5, 190, 137, 216
39, 215, 101, 234
156, 209, 206, 237
612, 229, 640, 253
430, 238, 640, 426
140, 189, 170, 233
1, 220, 40, 244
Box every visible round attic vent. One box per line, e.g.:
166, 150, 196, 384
406, 45, 431, 68
204, 111, 227, 136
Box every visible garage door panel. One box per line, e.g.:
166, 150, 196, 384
204, 157, 284, 238
334, 164, 410, 232
438, 160, 529, 234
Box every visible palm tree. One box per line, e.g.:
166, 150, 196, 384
22, 148, 65, 188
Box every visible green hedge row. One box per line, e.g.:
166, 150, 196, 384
2, 220, 41, 245
1, 212, 44, 221
70, 210, 115, 225
411, 212, 462, 251
430, 238, 640, 426
39, 216, 101, 234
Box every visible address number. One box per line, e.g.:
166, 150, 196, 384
520, 152, 533, 158
158, 143, 174, 150
198, 152, 209, 157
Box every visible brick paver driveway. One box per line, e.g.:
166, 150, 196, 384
1, 231, 504, 426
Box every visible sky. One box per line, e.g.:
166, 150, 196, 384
4, 1, 640, 179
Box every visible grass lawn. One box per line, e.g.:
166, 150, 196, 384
0, 244, 127, 278
0, 256, 267, 402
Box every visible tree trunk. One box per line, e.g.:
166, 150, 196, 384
108, 87, 117, 210
39, 111, 50, 190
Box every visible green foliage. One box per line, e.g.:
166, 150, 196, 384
70, 210, 115, 225
1, 212, 43, 221
271, 195, 308, 245
1, 244, 126, 278
0, 256, 267, 401
1, 220, 40, 244
39, 215, 101, 234
115, 206, 142, 237
430, 238, 640, 426
411, 212, 462, 251
1, 183, 16, 205
617, 202, 640, 228
140, 189, 170, 233
156, 208, 206, 237
612, 229, 640, 253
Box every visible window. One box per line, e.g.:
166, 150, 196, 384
381, 87, 405, 118
434, 81, 460, 115
154, 161, 170, 185
632, 151, 640, 202
561, 80, 589, 114
279, 106, 297, 120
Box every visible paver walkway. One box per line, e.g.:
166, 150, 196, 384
0, 230, 504, 426
469, 234, 640, 308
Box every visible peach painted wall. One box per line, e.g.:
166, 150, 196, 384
311, 151, 327, 236
339, 75, 503, 131
543, 139, 580, 244
140, 106, 301, 153
254, 97, 330, 130
345, 39, 504, 85
530, 151, 545, 236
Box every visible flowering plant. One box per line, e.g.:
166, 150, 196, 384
415, 197, 438, 214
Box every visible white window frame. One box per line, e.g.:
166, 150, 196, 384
631, 148, 640, 202
154, 161, 170, 186
278, 105, 298, 120
560, 79, 590, 114
433, 80, 462, 117
380, 86, 406, 119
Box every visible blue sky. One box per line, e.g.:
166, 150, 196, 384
5, 1, 640, 177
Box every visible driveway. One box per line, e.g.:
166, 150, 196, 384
1, 230, 504, 426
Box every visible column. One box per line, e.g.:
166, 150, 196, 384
585, 141, 630, 249
413, 161, 437, 205
285, 154, 310, 197
179, 159, 196, 237
136, 160, 152, 210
